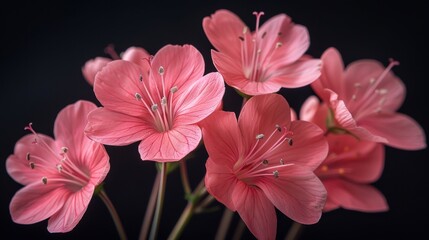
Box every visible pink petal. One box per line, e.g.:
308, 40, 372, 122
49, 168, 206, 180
85, 107, 153, 146
238, 94, 291, 150
257, 164, 326, 224
323, 179, 389, 212
9, 182, 69, 225
360, 112, 426, 150
200, 111, 243, 166
203, 9, 245, 59
279, 120, 328, 170
94, 60, 147, 117
205, 157, 238, 211
311, 47, 345, 99
268, 58, 322, 88
47, 184, 94, 232
121, 46, 150, 65
149, 44, 204, 93
81, 57, 111, 86
232, 181, 277, 240
299, 95, 319, 122
174, 72, 225, 125
6, 134, 59, 185
138, 125, 201, 162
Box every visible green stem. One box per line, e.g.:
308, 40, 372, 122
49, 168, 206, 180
232, 218, 246, 240
215, 208, 234, 240
168, 178, 206, 240
98, 188, 128, 240
149, 162, 168, 240
139, 172, 161, 240
179, 160, 191, 195
284, 221, 304, 240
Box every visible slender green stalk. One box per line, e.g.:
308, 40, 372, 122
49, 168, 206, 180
139, 172, 161, 240
215, 208, 234, 240
98, 188, 127, 240
149, 162, 168, 240
284, 221, 304, 240
232, 218, 246, 240
179, 160, 191, 195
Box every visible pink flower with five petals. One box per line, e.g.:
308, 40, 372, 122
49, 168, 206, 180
82, 45, 150, 86
85, 44, 225, 162
311, 47, 426, 150
301, 96, 388, 212
6, 100, 110, 233
202, 94, 327, 240
203, 9, 321, 96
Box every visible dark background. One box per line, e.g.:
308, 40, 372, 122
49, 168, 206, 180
1, 0, 428, 239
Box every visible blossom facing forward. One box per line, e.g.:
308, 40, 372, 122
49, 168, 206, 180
311, 47, 426, 150
301, 96, 388, 212
6, 100, 110, 232
202, 94, 328, 240
85, 44, 225, 162
203, 9, 321, 96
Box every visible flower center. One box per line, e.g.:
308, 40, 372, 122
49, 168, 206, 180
238, 11, 283, 83
134, 65, 178, 132
234, 124, 294, 183
24, 123, 90, 190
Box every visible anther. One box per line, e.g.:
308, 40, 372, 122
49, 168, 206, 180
262, 159, 269, 165
273, 170, 279, 178
243, 27, 248, 34
275, 42, 282, 48
139, 74, 143, 82
287, 138, 293, 146
42, 177, 48, 185
275, 124, 282, 132
239, 36, 245, 41
170, 86, 178, 93
280, 159, 285, 165
256, 134, 264, 139
61, 147, 68, 154
151, 104, 158, 111
26, 152, 31, 161
135, 93, 142, 101
161, 97, 167, 106
56, 164, 63, 173
158, 66, 165, 75
29, 162, 35, 169
261, 32, 267, 38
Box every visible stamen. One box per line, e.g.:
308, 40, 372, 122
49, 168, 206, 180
29, 162, 35, 169
273, 170, 279, 178
262, 159, 269, 165
61, 147, 68, 154
139, 74, 143, 82
239, 36, 245, 41
56, 164, 63, 173
280, 159, 285, 165
151, 104, 158, 111
135, 92, 142, 101
42, 177, 48, 185
242, 27, 248, 34
256, 134, 264, 139
161, 96, 167, 106
275, 124, 282, 132
170, 86, 178, 93
287, 138, 293, 146
26, 152, 31, 161
158, 66, 165, 75
275, 42, 282, 48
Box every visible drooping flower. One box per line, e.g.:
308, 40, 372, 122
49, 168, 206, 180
202, 94, 328, 240
82, 45, 150, 86
85, 44, 225, 162
6, 100, 110, 233
202, 9, 321, 96
311, 47, 426, 150
301, 96, 388, 212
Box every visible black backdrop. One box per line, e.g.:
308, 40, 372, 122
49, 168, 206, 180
1, 0, 428, 239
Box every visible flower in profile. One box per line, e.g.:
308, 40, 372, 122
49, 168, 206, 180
85, 44, 225, 162
311, 47, 426, 150
202, 94, 328, 240
82, 44, 150, 86
6, 100, 110, 232
301, 96, 388, 212
203, 9, 321, 96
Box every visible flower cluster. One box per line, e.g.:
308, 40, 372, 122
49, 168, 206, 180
5, 8, 426, 240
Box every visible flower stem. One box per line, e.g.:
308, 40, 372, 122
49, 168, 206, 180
215, 208, 234, 240
284, 221, 304, 240
179, 159, 191, 195
139, 172, 161, 240
98, 188, 128, 240
232, 218, 246, 240
149, 162, 168, 240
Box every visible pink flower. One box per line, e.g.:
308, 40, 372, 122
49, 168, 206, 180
82, 45, 150, 86
85, 44, 225, 162
311, 47, 426, 150
202, 94, 328, 240
301, 96, 388, 212
6, 100, 110, 233
203, 9, 321, 96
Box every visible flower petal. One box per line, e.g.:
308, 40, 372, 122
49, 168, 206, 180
257, 164, 326, 224
6, 134, 59, 185
9, 182, 69, 225
85, 107, 152, 146
203, 9, 245, 59
201, 111, 242, 166
121, 46, 150, 65
138, 125, 202, 162
47, 184, 94, 232
205, 157, 238, 211
232, 181, 277, 240
174, 72, 225, 125
81, 57, 111, 86
360, 112, 426, 150
268, 58, 321, 88
323, 179, 389, 212
94, 60, 147, 117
